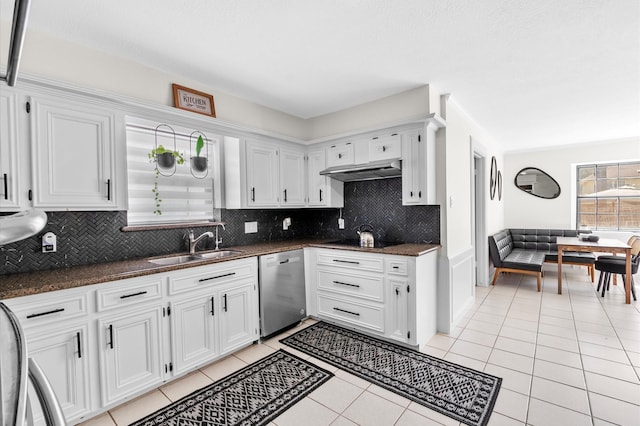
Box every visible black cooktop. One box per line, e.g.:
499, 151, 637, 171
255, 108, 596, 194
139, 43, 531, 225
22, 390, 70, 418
325, 239, 403, 248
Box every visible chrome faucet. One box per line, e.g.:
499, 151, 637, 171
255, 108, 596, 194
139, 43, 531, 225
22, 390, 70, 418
187, 230, 214, 254
214, 223, 226, 250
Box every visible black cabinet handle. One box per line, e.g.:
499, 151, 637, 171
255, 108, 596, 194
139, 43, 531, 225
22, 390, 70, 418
418, 190, 422, 198
382, 146, 387, 152
3, 173, 7, 200
333, 307, 360, 316
26, 308, 65, 319
251, 187, 255, 202
28, 189, 32, 201
279, 258, 290, 264
106, 179, 111, 201
395, 288, 400, 296
119, 290, 147, 299
76, 332, 82, 358
338, 153, 342, 159
108, 324, 114, 349
211, 296, 215, 316
199, 272, 235, 282
223, 294, 228, 312
283, 189, 287, 203
393, 265, 400, 269
319, 189, 323, 202
410, 191, 413, 197
333, 280, 360, 288
333, 259, 360, 265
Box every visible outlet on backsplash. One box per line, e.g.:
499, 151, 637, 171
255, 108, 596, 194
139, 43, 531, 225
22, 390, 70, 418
244, 221, 258, 233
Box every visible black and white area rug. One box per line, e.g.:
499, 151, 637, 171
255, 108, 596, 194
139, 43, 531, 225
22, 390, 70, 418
130, 350, 333, 426
281, 322, 501, 426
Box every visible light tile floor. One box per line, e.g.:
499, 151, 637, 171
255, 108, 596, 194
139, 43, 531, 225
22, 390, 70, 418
82, 265, 639, 426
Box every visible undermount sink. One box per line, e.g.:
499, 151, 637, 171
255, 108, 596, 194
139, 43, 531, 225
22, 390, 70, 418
148, 250, 243, 266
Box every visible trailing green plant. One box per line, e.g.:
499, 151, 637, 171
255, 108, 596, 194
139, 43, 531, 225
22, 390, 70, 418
148, 145, 185, 215
195, 135, 205, 157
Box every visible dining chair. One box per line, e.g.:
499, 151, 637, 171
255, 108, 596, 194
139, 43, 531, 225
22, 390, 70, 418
595, 238, 640, 301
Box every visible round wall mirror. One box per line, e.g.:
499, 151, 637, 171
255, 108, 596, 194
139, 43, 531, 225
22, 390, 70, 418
514, 167, 561, 199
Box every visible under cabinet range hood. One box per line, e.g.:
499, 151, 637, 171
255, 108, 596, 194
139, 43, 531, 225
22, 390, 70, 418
319, 159, 402, 182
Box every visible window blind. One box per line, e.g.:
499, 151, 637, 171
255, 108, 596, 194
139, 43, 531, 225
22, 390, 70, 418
126, 122, 217, 225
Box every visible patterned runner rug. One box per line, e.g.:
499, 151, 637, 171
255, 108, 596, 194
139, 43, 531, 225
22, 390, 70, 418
130, 350, 333, 426
281, 322, 501, 426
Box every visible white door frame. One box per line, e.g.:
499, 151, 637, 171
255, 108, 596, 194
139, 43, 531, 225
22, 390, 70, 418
470, 137, 489, 286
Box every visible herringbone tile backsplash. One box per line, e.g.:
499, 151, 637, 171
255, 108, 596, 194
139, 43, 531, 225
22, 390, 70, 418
1, 178, 439, 275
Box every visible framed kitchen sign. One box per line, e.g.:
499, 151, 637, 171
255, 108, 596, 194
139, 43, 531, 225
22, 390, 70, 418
172, 84, 216, 117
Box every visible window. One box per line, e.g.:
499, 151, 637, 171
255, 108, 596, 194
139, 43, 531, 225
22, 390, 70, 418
126, 118, 220, 225
576, 161, 640, 231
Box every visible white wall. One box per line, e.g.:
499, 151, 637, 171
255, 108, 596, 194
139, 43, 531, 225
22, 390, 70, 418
504, 137, 640, 229
441, 97, 504, 257
306, 86, 432, 141
436, 96, 503, 332
2, 26, 309, 140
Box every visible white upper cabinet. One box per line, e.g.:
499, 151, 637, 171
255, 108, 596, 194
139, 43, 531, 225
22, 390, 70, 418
245, 138, 280, 207
402, 128, 424, 204
226, 137, 320, 209
279, 146, 307, 207
369, 133, 402, 162
29, 96, 124, 210
307, 148, 344, 208
0, 88, 24, 210
401, 117, 444, 205
326, 141, 355, 167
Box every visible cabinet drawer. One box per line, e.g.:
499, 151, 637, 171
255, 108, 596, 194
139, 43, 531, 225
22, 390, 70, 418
387, 259, 408, 276
317, 270, 383, 302
317, 251, 383, 272
327, 142, 354, 167
369, 134, 401, 161
7, 292, 88, 327
96, 277, 163, 312
168, 261, 254, 296
317, 294, 384, 333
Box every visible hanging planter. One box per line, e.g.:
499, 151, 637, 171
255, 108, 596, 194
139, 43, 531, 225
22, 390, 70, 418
190, 131, 209, 178
148, 124, 185, 215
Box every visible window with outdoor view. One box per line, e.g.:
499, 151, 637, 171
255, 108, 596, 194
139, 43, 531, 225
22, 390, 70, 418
576, 161, 640, 231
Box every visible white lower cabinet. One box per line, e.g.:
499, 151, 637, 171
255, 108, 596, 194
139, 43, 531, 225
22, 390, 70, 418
170, 293, 218, 375
169, 276, 257, 375
98, 306, 165, 406
218, 281, 257, 354
387, 278, 409, 343
25, 324, 92, 422
306, 248, 437, 348
2, 256, 259, 424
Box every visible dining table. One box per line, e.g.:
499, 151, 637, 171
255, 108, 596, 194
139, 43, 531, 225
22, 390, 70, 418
556, 236, 633, 304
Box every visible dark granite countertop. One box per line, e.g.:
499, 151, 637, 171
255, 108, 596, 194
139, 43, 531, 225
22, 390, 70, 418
0, 239, 439, 300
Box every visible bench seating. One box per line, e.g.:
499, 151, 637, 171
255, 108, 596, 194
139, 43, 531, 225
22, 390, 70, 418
489, 229, 596, 291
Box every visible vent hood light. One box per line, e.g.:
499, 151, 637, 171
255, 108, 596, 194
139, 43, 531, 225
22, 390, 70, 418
319, 159, 402, 182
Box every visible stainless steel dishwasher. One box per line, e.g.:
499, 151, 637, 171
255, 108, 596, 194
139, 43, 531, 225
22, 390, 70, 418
259, 249, 305, 337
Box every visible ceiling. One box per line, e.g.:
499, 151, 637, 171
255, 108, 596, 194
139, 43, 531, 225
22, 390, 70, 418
2, 0, 639, 151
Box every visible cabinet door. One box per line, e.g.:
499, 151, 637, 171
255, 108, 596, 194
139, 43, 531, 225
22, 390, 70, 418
402, 129, 423, 205
219, 281, 257, 355
26, 324, 92, 423
279, 147, 306, 206
170, 294, 218, 375
98, 306, 164, 405
327, 142, 354, 167
30, 97, 118, 209
245, 139, 279, 207
0, 90, 23, 210
387, 279, 409, 343
307, 149, 327, 206
369, 134, 402, 162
